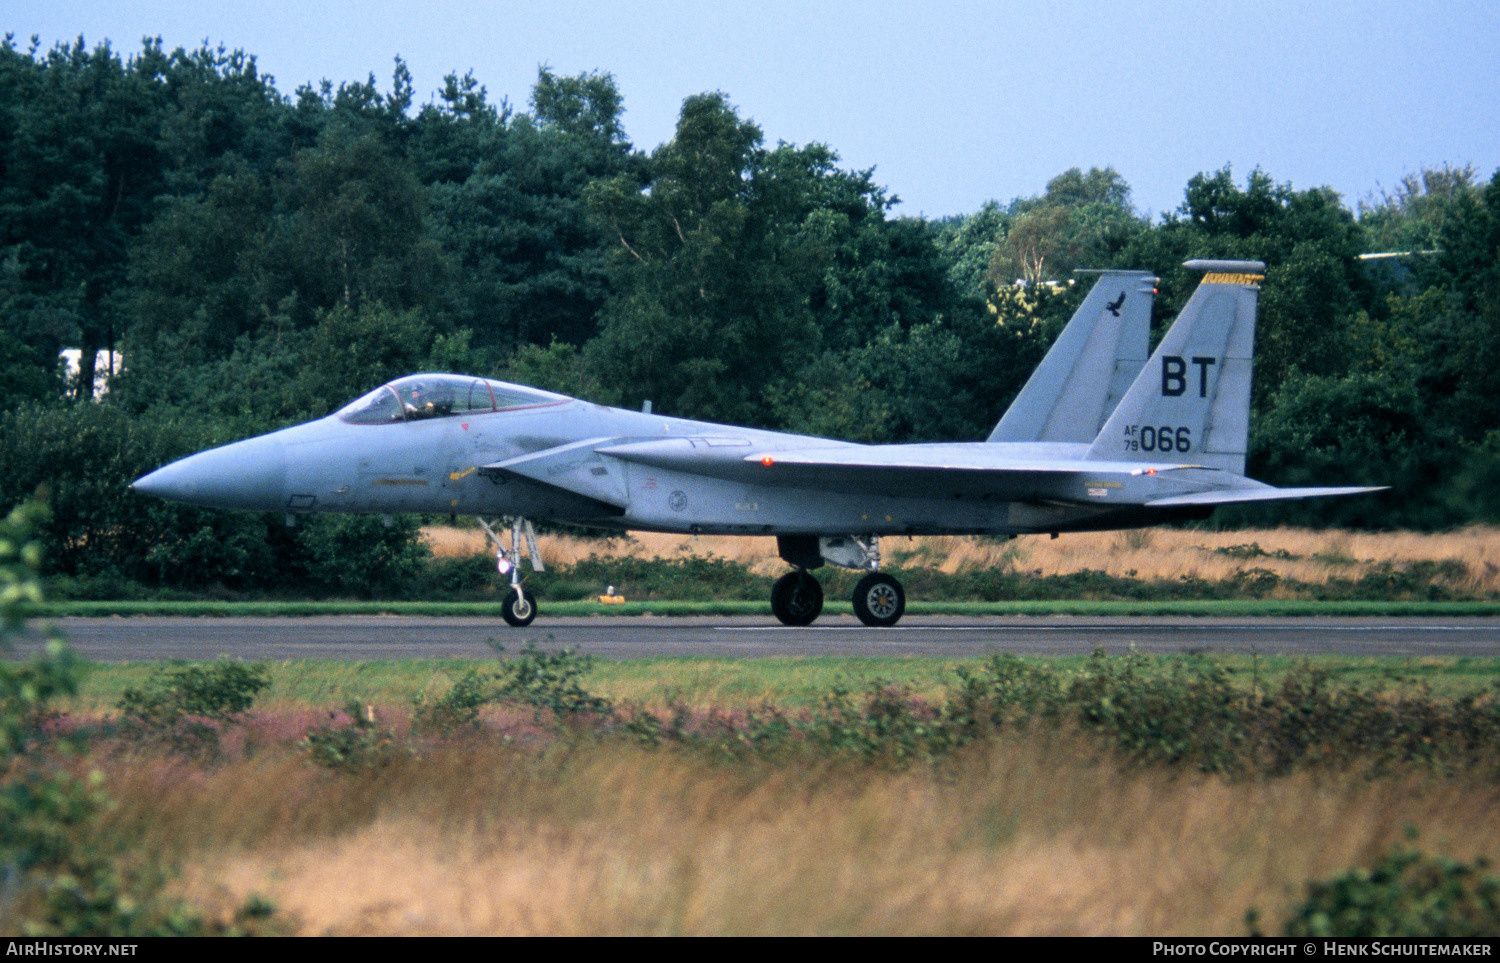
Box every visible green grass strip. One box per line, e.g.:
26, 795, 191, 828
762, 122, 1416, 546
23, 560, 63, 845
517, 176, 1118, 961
59, 653, 1500, 713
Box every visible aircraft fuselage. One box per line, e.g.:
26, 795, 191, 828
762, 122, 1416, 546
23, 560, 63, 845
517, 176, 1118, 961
135, 395, 1207, 537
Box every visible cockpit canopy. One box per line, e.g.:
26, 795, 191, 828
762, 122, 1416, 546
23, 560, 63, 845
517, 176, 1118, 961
336, 374, 569, 425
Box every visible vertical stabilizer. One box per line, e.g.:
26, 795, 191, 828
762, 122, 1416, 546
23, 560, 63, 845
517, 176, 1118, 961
1085, 260, 1264, 473
988, 270, 1156, 442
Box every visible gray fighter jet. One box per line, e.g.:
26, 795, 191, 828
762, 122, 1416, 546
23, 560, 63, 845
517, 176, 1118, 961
132, 260, 1382, 627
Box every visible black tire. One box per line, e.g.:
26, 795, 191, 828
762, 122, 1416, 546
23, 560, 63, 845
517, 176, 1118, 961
852, 572, 904, 627
770, 571, 824, 626
501, 587, 537, 627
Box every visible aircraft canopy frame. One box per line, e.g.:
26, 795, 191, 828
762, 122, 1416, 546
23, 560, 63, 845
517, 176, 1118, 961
336, 374, 568, 425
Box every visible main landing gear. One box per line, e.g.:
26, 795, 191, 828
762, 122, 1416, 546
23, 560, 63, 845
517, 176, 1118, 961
478, 516, 545, 627
851, 571, 905, 628
771, 535, 906, 628
770, 570, 823, 626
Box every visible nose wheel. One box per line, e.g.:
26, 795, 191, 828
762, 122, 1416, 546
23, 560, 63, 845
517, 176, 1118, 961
852, 572, 905, 627
501, 587, 537, 627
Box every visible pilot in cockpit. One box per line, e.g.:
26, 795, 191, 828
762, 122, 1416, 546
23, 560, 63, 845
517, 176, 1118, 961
402, 384, 427, 418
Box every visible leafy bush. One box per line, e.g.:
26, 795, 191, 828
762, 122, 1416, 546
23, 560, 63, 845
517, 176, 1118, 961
0, 402, 433, 596
0, 404, 274, 586
118, 662, 271, 725
411, 645, 613, 731
556, 554, 769, 601
0, 500, 278, 934
1253, 843, 1500, 937
117, 661, 270, 755
292, 513, 431, 598
313, 646, 613, 771
302, 701, 402, 771
0, 506, 80, 753
493, 644, 613, 719
959, 651, 1500, 777
413, 671, 495, 736
1215, 543, 1299, 560
617, 651, 1500, 776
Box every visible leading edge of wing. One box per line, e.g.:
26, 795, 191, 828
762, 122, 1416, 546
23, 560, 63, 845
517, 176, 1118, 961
752, 446, 1195, 476
738, 451, 1198, 499
1144, 486, 1389, 507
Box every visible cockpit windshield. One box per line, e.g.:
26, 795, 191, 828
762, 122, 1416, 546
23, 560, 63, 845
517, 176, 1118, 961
336, 374, 568, 425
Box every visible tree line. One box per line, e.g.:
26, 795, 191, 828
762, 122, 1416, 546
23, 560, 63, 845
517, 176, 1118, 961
2, 36, 1498, 592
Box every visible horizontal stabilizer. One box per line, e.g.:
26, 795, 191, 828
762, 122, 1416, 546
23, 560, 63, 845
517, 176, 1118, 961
1145, 486, 1388, 507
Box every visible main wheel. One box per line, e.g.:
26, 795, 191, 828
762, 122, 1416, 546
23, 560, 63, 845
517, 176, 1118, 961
770, 571, 824, 626
501, 587, 537, 627
852, 572, 904, 627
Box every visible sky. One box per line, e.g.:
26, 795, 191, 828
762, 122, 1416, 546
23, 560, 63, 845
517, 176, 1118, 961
7, 0, 1499, 220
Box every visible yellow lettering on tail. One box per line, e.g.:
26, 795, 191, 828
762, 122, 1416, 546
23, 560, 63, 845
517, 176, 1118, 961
1201, 272, 1264, 286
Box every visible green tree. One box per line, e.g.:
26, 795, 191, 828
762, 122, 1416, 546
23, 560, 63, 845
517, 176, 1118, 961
1359, 165, 1478, 255
932, 202, 1006, 300
0, 37, 171, 401
0, 403, 280, 585
1118, 167, 1367, 403
1418, 169, 1500, 444
264, 125, 447, 321
0, 329, 63, 406
124, 161, 277, 371
293, 302, 435, 414
506, 338, 616, 403
987, 167, 1145, 286
586, 92, 961, 432
405, 67, 631, 354
584, 92, 817, 423
1247, 371, 1455, 528
122, 110, 454, 412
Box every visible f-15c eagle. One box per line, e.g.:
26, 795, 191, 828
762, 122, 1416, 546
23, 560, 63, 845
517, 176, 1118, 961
133, 259, 1382, 627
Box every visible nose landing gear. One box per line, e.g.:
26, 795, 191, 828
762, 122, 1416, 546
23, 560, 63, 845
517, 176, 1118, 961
478, 516, 544, 627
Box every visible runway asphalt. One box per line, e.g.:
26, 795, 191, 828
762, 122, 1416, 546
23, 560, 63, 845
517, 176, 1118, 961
11, 614, 1500, 661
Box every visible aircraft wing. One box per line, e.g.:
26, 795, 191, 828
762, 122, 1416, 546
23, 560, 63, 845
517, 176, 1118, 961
750, 449, 1386, 505
514, 438, 1383, 508
741, 448, 1217, 500
1144, 486, 1387, 507
601, 439, 1189, 499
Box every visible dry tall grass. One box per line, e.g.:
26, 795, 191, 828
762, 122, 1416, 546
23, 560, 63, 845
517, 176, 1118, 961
94, 735, 1500, 936
424, 525, 1500, 596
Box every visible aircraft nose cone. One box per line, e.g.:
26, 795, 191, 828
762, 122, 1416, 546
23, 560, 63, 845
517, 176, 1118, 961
131, 435, 288, 511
